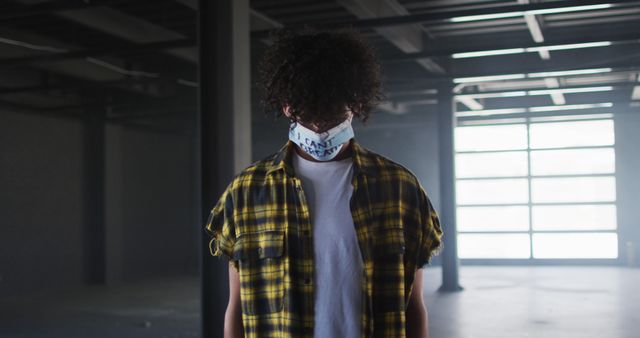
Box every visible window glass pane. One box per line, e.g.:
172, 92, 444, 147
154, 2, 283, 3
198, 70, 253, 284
532, 205, 617, 231
531, 177, 616, 203
456, 151, 528, 178
458, 206, 529, 231
455, 124, 527, 151
529, 120, 614, 149
531, 148, 615, 175
455, 119, 619, 261
458, 233, 531, 258
457, 179, 529, 205
532, 233, 618, 259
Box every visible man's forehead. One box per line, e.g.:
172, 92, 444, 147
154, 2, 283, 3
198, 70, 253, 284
295, 110, 353, 131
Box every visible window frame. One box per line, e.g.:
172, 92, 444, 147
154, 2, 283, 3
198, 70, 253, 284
454, 115, 620, 264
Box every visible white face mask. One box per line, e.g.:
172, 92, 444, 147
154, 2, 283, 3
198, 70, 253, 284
288, 115, 354, 161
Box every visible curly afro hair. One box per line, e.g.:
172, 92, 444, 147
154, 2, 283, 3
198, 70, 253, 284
257, 26, 385, 132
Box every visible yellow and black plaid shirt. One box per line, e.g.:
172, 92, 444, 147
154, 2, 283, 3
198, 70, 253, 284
205, 138, 443, 338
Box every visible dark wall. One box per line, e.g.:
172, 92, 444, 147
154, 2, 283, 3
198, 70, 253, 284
0, 111, 198, 296
354, 111, 442, 210
1, 111, 84, 295
105, 121, 198, 283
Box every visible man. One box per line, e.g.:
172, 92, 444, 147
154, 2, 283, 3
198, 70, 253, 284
205, 27, 443, 338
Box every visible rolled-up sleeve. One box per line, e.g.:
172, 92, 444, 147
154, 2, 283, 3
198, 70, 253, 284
204, 184, 238, 270
415, 184, 444, 269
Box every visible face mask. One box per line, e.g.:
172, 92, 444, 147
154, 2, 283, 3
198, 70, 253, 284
288, 115, 354, 161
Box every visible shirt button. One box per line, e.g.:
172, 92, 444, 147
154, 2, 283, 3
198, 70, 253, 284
257, 247, 263, 255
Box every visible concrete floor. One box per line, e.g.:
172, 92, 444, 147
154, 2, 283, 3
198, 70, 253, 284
1, 266, 638, 338
425, 267, 639, 338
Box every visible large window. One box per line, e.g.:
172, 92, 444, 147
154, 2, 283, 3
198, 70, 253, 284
455, 117, 618, 260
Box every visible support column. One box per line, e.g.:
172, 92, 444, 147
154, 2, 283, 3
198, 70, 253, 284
614, 107, 640, 266
436, 82, 463, 292
198, 0, 252, 337
82, 107, 106, 284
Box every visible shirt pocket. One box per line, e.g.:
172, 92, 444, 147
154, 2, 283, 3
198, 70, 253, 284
233, 230, 286, 315
371, 226, 407, 313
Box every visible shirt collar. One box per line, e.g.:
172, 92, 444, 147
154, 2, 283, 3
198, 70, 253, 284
265, 138, 379, 178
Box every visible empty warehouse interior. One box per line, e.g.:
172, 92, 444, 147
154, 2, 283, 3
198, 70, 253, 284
1, 0, 639, 337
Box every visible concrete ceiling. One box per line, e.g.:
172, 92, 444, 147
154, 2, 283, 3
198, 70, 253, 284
0, 0, 639, 121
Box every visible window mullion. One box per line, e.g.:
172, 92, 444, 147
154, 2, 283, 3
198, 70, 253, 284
526, 118, 534, 260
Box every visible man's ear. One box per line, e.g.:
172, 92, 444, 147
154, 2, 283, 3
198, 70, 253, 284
283, 105, 292, 119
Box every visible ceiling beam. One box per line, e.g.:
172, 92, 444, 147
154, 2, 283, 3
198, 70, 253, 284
252, 0, 639, 37
451, 83, 483, 110
518, 0, 548, 59
42, 98, 196, 115
457, 95, 484, 110
0, 77, 184, 96
173, 0, 284, 33
0, 0, 130, 21
248, 9, 284, 46
518, 0, 566, 103
382, 33, 640, 61
523, 13, 545, 44
250, 9, 283, 31
544, 77, 566, 104
456, 101, 616, 115
1, 3, 194, 83
55, 6, 196, 63
0, 28, 191, 110
382, 65, 640, 93
333, 0, 444, 112
453, 82, 635, 97
174, 0, 196, 10
376, 100, 409, 115
337, 0, 444, 74
0, 97, 66, 115
0, 38, 195, 66
456, 102, 632, 122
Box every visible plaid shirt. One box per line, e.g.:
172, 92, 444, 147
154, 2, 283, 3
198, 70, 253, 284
205, 138, 443, 338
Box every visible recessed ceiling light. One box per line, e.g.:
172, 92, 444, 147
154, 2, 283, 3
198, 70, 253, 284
528, 86, 614, 95
453, 74, 526, 84
450, 12, 524, 23
450, 4, 613, 23
527, 4, 613, 16
455, 91, 528, 99
452, 42, 614, 59
454, 68, 615, 84
456, 102, 614, 117
527, 68, 612, 78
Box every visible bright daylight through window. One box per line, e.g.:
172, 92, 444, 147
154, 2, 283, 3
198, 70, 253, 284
455, 117, 618, 260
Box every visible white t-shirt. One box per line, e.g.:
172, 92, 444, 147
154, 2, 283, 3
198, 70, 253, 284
292, 150, 364, 338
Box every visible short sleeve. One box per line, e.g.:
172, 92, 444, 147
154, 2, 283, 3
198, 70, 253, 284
415, 183, 444, 269
204, 184, 239, 271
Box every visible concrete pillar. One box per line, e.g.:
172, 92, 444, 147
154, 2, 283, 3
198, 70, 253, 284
614, 107, 640, 267
82, 108, 106, 284
198, 0, 252, 337
436, 82, 463, 292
